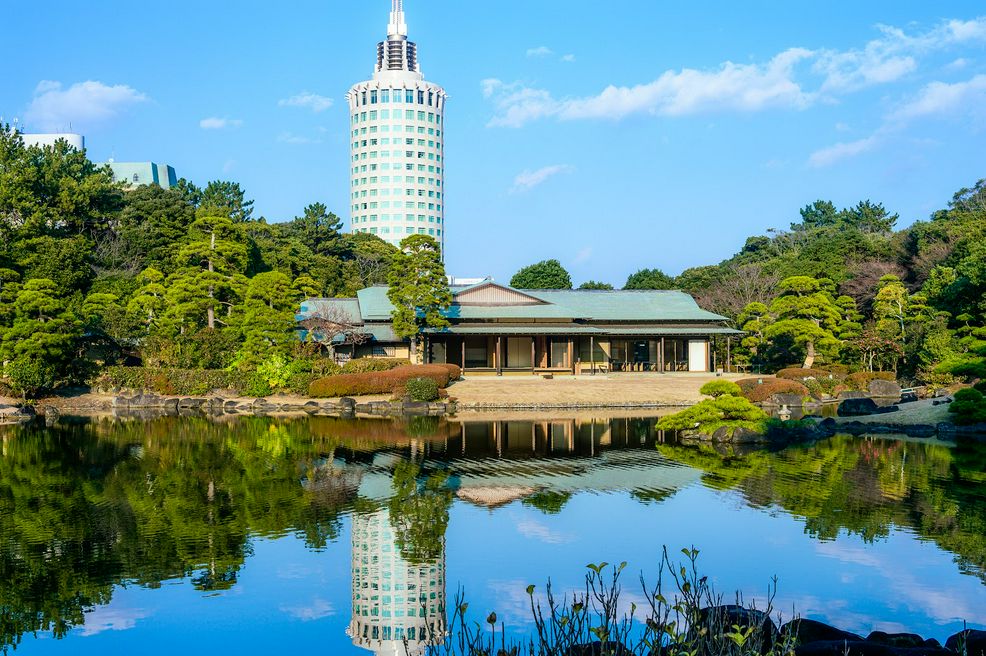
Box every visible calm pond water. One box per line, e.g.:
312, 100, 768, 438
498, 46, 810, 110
1, 414, 985, 654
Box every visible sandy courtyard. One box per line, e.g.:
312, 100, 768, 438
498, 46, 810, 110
448, 372, 749, 408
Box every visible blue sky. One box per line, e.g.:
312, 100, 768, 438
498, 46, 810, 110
2, 1, 985, 285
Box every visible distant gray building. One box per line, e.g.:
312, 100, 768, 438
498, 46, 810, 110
104, 161, 178, 189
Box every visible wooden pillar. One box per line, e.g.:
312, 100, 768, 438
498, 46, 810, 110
726, 336, 731, 373
531, 337, 536, 375
461, 338, 466, 369
568, 338, 575, 375
496, 336, 503, 375
660, 337, 666, 374
590, 336, 595, 376
707, 340, 712, 373
711, 336, 716, 372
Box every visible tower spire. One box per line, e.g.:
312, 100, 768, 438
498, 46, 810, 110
388, 0, 407, 37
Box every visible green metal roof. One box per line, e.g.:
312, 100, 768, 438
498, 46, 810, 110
424, 326, 741, 336
354, 284, 728, 322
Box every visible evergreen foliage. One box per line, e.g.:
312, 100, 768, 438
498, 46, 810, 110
510, 259, 573, 289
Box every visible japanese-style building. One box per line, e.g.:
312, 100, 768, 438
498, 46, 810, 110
299, 280, 741, 374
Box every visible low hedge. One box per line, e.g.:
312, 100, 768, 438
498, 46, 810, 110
775, 367, 837, 381
341, 358, 410, 374
97, 367, 251, 396
308, 365, 454, 398
736, 377, 810, 403
843, 371, 896, 391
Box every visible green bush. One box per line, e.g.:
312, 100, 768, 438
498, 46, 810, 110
308, 365, 453, 398
775, 367, 836, 381
403, 377, 440, 402
844, 371, 896, 391
341, 358, 410, 374
699, 380, 741, 398
97, 367, 251, 396
311, 358, 343, 377
949, 388, 986, 425
285, 372, 317, 395
656, 394, 768, 433
974, 380, 986, 394
735, 377, 809, 403
244, 373, 273, 398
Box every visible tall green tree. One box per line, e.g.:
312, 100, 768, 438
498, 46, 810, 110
199, 180, 254, 223
387, 235, 451, 359
0, 279, 79, 396
237, 271, 296, 367
624, 268, 675, 290
765, 276, 845, 368
176, 215, 247, 329
510, 259, 572, 289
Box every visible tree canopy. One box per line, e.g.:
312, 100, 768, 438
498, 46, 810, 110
510, 259, 572, 289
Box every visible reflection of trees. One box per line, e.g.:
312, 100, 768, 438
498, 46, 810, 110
0, 415, 441, 649
522, 490, 572, 514
387, 462, 453, 564
657, 436, 986, 581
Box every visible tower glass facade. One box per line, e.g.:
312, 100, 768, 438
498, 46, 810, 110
347, 0, 447, 254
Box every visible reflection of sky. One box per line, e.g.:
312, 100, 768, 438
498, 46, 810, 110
20, 485, 986, 654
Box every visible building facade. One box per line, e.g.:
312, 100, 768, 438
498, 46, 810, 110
300, 281, 742, 373
19, 132, 85, 150
347, 0, 447, 253
104, 161, 178, 189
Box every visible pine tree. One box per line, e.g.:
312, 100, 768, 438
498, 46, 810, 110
387, 235, 451, 359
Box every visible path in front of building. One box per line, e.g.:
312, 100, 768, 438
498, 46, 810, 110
449, 372, 750, 408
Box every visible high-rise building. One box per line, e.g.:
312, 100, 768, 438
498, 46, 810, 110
349, 509, 446, 656
347, 0, 447, 254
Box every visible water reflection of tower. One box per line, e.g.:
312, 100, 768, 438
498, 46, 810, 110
349, 508, 446, 656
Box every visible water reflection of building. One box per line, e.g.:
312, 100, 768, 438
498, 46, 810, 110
349, 509, 445, 656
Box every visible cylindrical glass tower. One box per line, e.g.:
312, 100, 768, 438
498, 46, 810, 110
347, 0, 447, 254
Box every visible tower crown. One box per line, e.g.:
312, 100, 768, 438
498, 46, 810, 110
387, 0, 407, 37
375, 0, 420, 77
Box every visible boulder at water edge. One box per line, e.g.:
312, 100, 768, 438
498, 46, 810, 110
780, 618, 863, 644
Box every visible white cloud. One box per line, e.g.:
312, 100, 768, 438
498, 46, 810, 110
486, 48, 813, 127
561, 54, 576, 63
278, 91, 333, 112
526, 46, 553, 58
24, 80, 147, 132
946, 57, 970, 70
516, 518, 574, 544
573, 247, 593, 265
835, 121, 851, 132
891, 74, 986, 121
78, 606, 150, 636
280, 597, 335, 621
277, 131, 321, 144
200, 117, 243, 130
808, 136, 880, 167
484, 16, 986, 128
511, 164, 574, 192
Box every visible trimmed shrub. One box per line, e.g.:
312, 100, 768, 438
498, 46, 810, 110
775, 367, 838, 381
97, 367, 252, 396
341, 358, 410, 374
844, 371, 896, 391
699, 380, 742, 398
437, 363, 462, 381
974, 380, 986, 394
736, 377, 810, 403
949, 388, 986, 425
308, 365, 453, 398
404, 377, 440, 402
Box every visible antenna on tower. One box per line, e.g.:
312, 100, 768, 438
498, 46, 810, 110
388, 0, 407, 37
